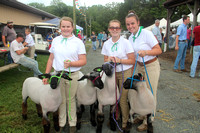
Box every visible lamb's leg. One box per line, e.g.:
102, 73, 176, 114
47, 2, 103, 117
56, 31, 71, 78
22, 97, 28, 120
90, 103, 97, 127
76, 104, 82, 130
53, 110, 60, 132
42, 112, 50, 133
109, 105, 116, 131
96, 113, 104, 133
129, 109, 134, 123
147, 114, 153, 133
36, 104, 42, 118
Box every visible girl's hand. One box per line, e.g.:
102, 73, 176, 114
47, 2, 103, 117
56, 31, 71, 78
110, 57, 121, 63
138, 50, 147, 57
42, 78, 48, 85
64, 60, 71, 69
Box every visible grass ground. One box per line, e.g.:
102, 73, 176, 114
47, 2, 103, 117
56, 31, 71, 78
0, 44, 91, 132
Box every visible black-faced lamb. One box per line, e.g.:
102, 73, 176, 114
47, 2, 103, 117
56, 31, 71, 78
93, 62, 120, 133
123, 73, 156, 133
22, 73, 72, 133
76, 70, 104, 130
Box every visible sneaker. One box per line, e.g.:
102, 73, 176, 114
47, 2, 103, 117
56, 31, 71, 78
173, 69, 182, 73
137, 123, 147, 132
181, 69, 189, 72
69, 126, 76, 133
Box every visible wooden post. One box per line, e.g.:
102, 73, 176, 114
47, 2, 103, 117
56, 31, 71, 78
73, 0, 76, 35
166, 8, 175, 51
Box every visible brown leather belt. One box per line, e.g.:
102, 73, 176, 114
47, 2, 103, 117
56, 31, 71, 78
137, 57, 157, 66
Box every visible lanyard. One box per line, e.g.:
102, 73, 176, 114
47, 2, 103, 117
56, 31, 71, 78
111, 42, 118, 52
133, 26, 143, 42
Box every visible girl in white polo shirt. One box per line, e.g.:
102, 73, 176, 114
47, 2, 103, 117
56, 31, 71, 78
125, 10, 162, 132
43, 17, 86, 133
101, 19, 135, 132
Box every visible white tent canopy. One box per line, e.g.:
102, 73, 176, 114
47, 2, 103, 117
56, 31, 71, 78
170, 13, 200, 27
29, 22, 56, 26
145, 18, 167, 31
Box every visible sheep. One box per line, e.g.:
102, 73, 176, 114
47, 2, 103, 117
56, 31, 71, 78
76, 70, 104, 130
123, 73, 156, 133
93, 62, 120, 133
21, 73, 72, 133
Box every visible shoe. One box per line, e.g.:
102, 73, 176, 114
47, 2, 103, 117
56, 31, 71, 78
69, 126, 76, 133
133, 117, 143, 124
189, 75, 194, 78
181, 69, 189, 72
137, 123, 147, 132
173, 69, 182, 73
56, 127, 64, 133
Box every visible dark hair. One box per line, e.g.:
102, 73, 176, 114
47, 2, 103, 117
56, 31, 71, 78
183, 15, 189, 21
17, 33, 24, 38
126, 10, 139, 22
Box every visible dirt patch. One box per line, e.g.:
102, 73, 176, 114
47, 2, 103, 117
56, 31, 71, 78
193, 92, 200, 102
159, 49, 200, 70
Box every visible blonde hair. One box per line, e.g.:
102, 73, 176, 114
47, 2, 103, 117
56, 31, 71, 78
108, 20, 121, 28
60, 17, 74, 27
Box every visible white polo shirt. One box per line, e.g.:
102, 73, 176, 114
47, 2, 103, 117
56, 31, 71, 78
129, 28, 158, 63
101, 36, 134, 72
49, 35, 86, 72
10, 40, 25, 63
25, 34, 35, 47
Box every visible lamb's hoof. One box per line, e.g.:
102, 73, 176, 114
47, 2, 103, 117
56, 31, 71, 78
96, 128, 102, 133
37, 113, 42, 118
43, 124, 50, 133
91, 120, 97, 127
76, 122, 81, 130
54, 124, 60, 132
22, 114, 27, 120
109, 119, 116, 131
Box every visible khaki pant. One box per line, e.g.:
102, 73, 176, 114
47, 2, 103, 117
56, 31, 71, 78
137, 59, 160, 123
27, 45, 35, 59
116, 68, 132, 128
59, 71, 79, 127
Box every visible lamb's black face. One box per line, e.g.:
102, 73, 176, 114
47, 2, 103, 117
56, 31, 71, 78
90, 71, 104, 89
123, 73, 144, 90
50, 77, 59, 89
102, 62, 114, 77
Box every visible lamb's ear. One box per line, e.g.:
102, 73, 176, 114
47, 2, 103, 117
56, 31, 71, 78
93, 67, 103, 72
61, 73, 72, 80
77, 75, 89, 81
38, 74, 51, 79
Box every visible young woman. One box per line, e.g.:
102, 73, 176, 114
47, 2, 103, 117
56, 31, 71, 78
101, 20, 135, 132
91, 31, 97, 51
126, 10, 162, 132
43, 17, 87, 133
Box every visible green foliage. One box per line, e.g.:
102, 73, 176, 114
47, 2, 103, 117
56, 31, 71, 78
27, 0, 173, 36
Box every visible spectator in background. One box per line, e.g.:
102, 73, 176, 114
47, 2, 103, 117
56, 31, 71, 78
23, 28, 35, 59
187, 26, 192, 49
160, 28, 164, 42
2, 20, 16, 64
53, 29, 59, 38
10, 33, 42, 76
174, 15, 190, 73
91, 31, 97, 51
152, 19, 162, 48
102, 31, 107, 48
190, 25, 200, 78
46, 32, 53, 49
97, 32, 103, 48
77, 30, 82, 40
